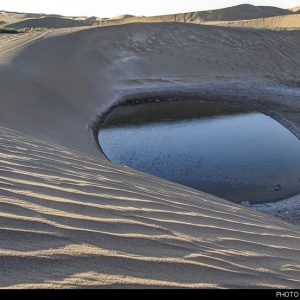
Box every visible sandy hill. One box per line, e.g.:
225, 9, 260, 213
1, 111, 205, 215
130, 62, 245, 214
214, 13, 300, 28
1, 4, 298, 29
2, 16, 91, 29
289, 6, 300, 13
93, 4, 296, 26
110, 14, 135, 19
164, 4, 295, 22
0, 11, 96, 28
0, 5, 300, 289
0, 10, 63, 24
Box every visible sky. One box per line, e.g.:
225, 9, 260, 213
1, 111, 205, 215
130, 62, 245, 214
1, 0, 299, 18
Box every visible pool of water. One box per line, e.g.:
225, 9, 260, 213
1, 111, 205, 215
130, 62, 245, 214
98, 100, 300, 204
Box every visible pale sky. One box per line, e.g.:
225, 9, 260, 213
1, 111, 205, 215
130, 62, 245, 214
1, 0, 299, 18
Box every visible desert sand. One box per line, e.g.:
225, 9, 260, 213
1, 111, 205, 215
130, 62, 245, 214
1, 4, 300, 289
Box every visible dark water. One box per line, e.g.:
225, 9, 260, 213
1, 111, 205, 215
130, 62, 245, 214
98, 100, 300, 204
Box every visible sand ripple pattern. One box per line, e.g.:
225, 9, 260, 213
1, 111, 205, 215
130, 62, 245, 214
0, 126, 300, 288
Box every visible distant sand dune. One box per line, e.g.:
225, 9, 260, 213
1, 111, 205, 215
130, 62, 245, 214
1, 4, 300, 289
2, 16, 91, 29
214, 13, 300, 28
0, 11, 63, 25
289, 6, 300, 13
92, 4, 297, 26
1, 4, 298, 29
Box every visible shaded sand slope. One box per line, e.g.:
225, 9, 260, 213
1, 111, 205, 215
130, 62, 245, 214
0, 11, 64, 24
1, 21, 300, 288
2, 16, 91, 29
1, 23, 300, 155
0, 11, 96, 29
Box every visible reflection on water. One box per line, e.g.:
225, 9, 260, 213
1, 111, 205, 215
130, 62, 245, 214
98, 100, 300, 204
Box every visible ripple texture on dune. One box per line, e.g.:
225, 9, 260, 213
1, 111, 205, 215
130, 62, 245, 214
1, 125, 300, 288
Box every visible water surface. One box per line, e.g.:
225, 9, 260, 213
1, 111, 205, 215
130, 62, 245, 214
98, 100, 300, 204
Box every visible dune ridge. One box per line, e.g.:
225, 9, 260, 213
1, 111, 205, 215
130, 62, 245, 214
214, 13, 300, 28
1, 16, 92, 30
2, 4, 299, 29
1, 4, 300, 289
289, 6, 300, 13
94, 4, 295, 26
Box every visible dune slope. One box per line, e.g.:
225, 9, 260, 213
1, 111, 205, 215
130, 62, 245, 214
2, 16, 91, 29
93, 4, 296, 26
215, 13, 300, 28
1, 4, 297, 29
0, 14, 300, 289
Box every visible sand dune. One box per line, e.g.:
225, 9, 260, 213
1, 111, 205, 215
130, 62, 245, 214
214, 13, 300, 28
1, 4, 300, 289
0, 11, 64, 25
2, 16, 92, 30
289, 6, 300, 13
1, 4, 298, 29
92, 4, 297, 26
0, 11, 96, 29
